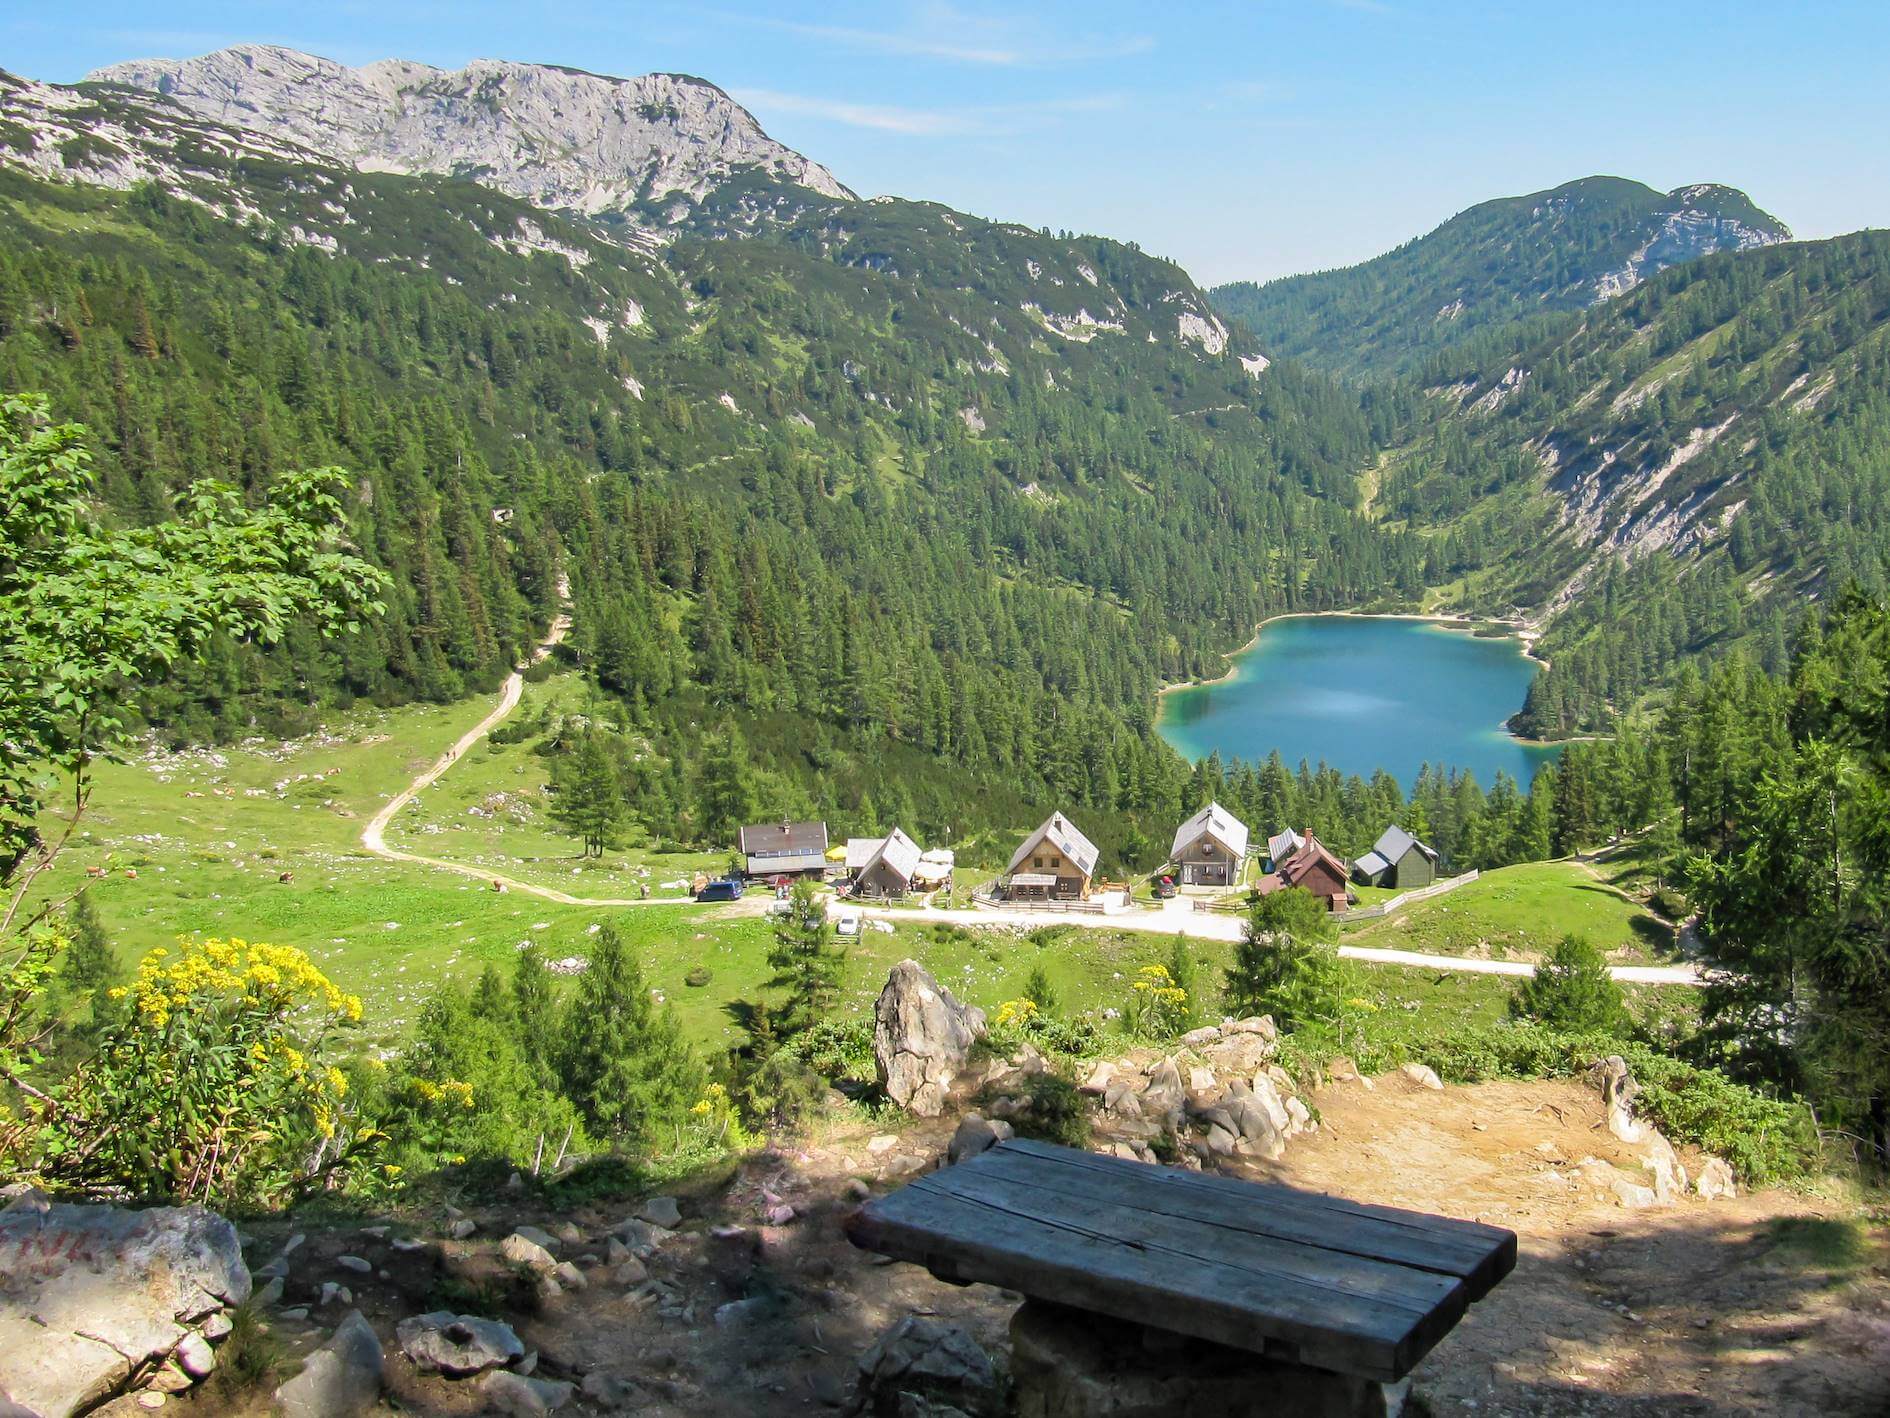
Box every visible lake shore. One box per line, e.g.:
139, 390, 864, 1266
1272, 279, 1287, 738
1156, 610, 1563, 773
1156, 609, 1545, 705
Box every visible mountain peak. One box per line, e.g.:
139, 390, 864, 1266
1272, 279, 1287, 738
1213, 174, 1790, 377
84, 45, 852, 231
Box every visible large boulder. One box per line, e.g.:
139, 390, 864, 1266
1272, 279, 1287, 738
874, 961, 987, 1117
275, 1310, 383, 1418
0, 1195, 249, 1418
855, 1315, 1000, 1417
394, 1311, 524, 1376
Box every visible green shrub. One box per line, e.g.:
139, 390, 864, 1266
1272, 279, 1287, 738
1509, 935, 1630, 1035
998, 1072, 1091, 1150
684, 966, 712, 988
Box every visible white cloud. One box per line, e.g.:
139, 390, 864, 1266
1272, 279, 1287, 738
712, 5, 1152, 69
736, 87, 1129, 138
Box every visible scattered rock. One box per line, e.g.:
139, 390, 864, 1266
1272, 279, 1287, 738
481, 1370, 573, 1417
0, 1198, 250, 1418
448, 1219, 478, 1240
394, 1311, 524, 1377
855, 1315, 1000, 1417
1644, 1131, 1689, 1203
579, 1372, 639, 1410
173, 1334, 215, 1380
1180, 1025, 1222, 1049
333, 1255, 372, 1274
874, 961, 989, 1117
1399, 1063, 1444, 1091
1695, 1156, 1738, 1201
553, 1261, 587, 1291
867, 1135, 900, 1155
501, 1233, 558, 1271
947, 1115, 1015, 1166
1224, 1015, 1277, 1039
275, 1310, 383, 1418
1079, 1061, 1116, 1094
637, 1196, 682, 1230
511, 1224, 562, 1253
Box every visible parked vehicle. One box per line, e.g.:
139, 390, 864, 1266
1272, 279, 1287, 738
834, 908, 862, 938
695, 876, 745, 902
1152, 874, 1178, 899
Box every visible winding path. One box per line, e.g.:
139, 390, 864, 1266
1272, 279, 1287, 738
357, 608, 709, 908
357, 606, 1705, 982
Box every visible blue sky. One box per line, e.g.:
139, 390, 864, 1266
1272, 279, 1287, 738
9, 2, 1888, 285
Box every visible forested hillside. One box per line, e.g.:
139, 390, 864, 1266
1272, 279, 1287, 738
0, 70, 1422, 857
1381, 230, 1890, 733
1213, 177, 1787, 379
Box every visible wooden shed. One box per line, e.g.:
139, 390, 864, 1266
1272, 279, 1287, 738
1004, 812, 1100, 901
738, 820, 830, 878
1169, 801, 1250, 888
1352, 826, 1439, 890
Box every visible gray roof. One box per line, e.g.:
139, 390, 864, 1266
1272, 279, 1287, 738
1354, 850, 1391, 878
739, 820, 829, 856
1370, 825, 1438, 865
1008, 812, 1100, 878
1171, 801, 1250, 863
1266, 828, 1305, 862
860, 827, 923, 885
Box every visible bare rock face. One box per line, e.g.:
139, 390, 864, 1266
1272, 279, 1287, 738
87, 44, 852, 236
1695, 1156, 1738, 1200
0, 1195, 249, 1418
874, 961, 987, 1118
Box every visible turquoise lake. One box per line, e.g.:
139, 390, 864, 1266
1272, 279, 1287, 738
1158, 615, 1561, 789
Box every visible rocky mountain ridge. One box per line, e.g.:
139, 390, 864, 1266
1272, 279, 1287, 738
1213, 175, 1791, 378
85, 44, 851, 241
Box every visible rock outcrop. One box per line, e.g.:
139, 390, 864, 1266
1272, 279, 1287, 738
0, 1194, 249, 1418
275, 1310, 384, 1418
874, 961, 987, 1117
855, 1315, 1000, 1417
87, 44, 851, 237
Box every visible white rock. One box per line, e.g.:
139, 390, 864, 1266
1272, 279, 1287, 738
1399, 1063, 1444, 1091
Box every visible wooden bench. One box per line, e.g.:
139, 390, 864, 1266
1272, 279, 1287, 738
844, 1137, 1515, 1405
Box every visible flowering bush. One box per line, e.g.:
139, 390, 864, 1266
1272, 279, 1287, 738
13, 937, 375, 1207
1125, 964, 1191, 1040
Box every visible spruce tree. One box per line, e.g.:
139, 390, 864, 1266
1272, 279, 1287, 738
1224, 888, 1345, 1032
765, 879, 845, 1036
559, 923, 702, 1144
550, 731, 626, 857
1509, 935, 1629, 1035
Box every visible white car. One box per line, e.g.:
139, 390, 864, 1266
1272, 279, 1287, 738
834, 909, 862, 938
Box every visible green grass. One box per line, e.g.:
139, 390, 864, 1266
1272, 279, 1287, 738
42, 688, 1691, 1063
1344, 859, 1674, 962
382, 669, 727, 895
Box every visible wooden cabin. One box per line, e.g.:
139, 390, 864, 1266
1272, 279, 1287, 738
738, 820, 830, 879
1003, 812, 1100, 902
1264, 828, 1304, 873
1170, 801, 1250, 888
1352, 826, 1439, 890
1255, 834, 1351, 913
852, 827, 924, 899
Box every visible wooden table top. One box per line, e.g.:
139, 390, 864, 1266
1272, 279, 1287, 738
843, 1137, 1517, 1383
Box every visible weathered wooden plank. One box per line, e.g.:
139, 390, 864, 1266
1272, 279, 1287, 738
905, 1165, 1460, 1316
984, 1140, 1515, 1297
848, 1180, 1459, 1380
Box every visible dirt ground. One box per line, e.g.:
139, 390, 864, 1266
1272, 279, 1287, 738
217, 1074, 1887, 1418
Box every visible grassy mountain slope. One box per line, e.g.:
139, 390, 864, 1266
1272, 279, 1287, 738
0, 67, 1422, 858
1213, 177, 1788, 379
1382, 230, 1890, 732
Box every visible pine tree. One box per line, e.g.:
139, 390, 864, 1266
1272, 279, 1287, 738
1509, 935, 1629, 1035
550, 731, 625, 857
1224, 888, 1345, 1032
558, 923, 702, 1144
765, 879, 845, 1035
